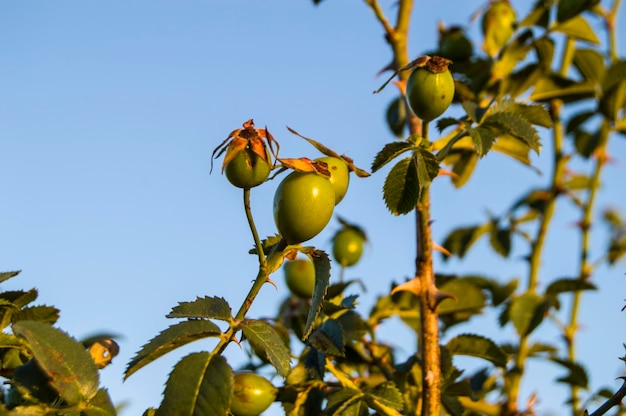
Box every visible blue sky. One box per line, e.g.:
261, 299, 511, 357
1, 1, 626, 415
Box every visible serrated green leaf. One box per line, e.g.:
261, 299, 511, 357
0, 271, 20, 284
13, 305, 60, 325
382, 157, 419, 216
302, 250, 331, 341
0, 289, 38, 309
481, 112, 541, 153
12, 321, 100, 405
573, 48, 605, 84
509, 292, 549, 336
371, 142, 414, 173
241, 319, 291, 377
83, 388, 117, 416
415, 147, 439, 184
167, 296, 232, 322
125, 320, 222, 379
545, 278, 597, 295
553, 15, 600, 44
467, 126, 497, 156
551, 357, 589, 388
157, 354, 233, 416
446, 334, 508, 367
511, 102, 552, 128
366, 381, 404, 410
309, 319, 344, 357
442, 224, 489, 259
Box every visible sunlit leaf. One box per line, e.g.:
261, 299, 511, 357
573, 48, 605, 84
553, 15, 600, 44
446, 334, 507, 367
157, 354, 232, 416
530, 75, 596, 102
241, 319, 291, 377
125, 320, 222, 379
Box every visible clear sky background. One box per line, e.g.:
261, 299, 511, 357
2, 2, 626, 415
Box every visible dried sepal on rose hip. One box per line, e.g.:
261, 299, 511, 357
211, 119, 276, 189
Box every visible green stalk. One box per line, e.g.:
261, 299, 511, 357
506, 37, 575, 414
211, 188, 285, 357
567, 1, 620, 410
565, 131, 606, 414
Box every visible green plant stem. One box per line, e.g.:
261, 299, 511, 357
211, 188, 283, 357
606, 0, 623, 61
565, 123, 609, 414
506, 37, 576, 414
